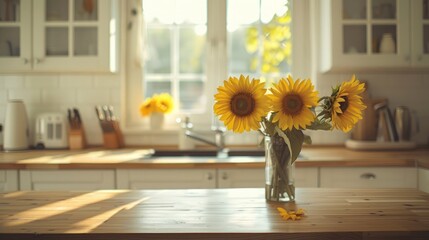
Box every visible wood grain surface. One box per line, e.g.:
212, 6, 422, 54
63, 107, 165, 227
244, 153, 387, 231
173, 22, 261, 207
0, 147, 428, 170
0, 188, 428, 239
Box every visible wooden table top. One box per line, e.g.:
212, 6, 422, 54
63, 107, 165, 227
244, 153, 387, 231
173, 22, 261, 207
0, 188, 428, 239
0, 147, 428, 169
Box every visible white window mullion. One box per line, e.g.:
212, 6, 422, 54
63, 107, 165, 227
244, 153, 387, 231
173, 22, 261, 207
206, 0, 227, 128
69, 0, 73, 57
172, 25, 179, 103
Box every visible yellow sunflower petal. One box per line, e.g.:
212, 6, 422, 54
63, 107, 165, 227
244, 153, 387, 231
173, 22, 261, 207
214, 75, 270, 133
330, 75, 367, 132
268, 76, 319, 131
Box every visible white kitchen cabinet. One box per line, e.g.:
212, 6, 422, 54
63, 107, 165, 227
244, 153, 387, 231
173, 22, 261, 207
116, 169, 217, 189
0, 0, 115, 72
320, 167, 417, 188
411, 0, 429, 66
320, 0, 429, 72
19, 169, 115, 190
418, 168, 429, 193
217, 167, 319, 188
0, 170, 19, 192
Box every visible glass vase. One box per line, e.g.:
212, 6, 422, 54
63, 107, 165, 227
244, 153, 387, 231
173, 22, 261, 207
265, 135, 295, 202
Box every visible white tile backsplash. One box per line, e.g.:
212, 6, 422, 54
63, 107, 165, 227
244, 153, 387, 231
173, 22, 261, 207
94, 75, 121, 88
59, 75, 94, 88
4, 76, 25, 88
42, 89, 76, 104
76, 88, 111, 104
1, 72, 428, 146
8, 89, 42, 104
0, 89, 6, 103
24, 75, 59, 88
0, 73, 119, 146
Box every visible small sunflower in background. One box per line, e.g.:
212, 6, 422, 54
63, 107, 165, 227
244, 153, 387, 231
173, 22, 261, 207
139, 93, 174, 117
214, 75, 270, 133
269, 76, 319, 131
139, 97, 155, 117
154, 93, 174, 114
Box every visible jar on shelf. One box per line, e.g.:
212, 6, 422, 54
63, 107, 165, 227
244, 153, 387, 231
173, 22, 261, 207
379, 33, 396, 54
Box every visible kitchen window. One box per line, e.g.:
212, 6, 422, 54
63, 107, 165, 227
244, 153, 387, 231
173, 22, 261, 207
124, 0, 310, 136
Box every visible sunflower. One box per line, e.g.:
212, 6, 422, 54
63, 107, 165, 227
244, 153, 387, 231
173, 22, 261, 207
330, 75, 366, 132
214, 75, 270, 133
154, 93, 174, 113
139, 97, 154, 117
269, 75, 319, 131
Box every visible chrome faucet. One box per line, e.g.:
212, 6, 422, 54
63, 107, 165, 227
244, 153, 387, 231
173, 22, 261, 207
182, 117, 228, 158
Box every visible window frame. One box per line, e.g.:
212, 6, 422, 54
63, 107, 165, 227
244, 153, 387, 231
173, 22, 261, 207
121, 0, 312, 145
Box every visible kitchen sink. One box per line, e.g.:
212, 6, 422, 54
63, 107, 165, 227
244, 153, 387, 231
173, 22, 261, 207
151, 149, 265, 157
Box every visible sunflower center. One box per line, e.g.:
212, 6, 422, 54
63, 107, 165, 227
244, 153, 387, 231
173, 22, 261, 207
230, 93, 255, 117
339, 96, 349, 114
282, 94, 303, 115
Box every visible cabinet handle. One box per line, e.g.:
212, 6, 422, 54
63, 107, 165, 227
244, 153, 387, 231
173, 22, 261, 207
360, 173, 376, 180
206, 172, 213, 181
23, 58, 29, 64
35, 58, 44, 64
222, 172, 228, 180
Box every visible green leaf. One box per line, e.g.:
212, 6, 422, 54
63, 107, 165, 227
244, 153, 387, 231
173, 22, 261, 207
307, 119, 332, 131
264, 119, 276, 136
285, 129, 304, 164
275, 127, 304, 164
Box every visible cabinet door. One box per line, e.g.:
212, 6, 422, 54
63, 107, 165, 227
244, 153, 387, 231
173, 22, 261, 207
19, 169, 115, 190
294, 167, 319, 187
117, 169, 217, 189
418, 168, 429, 193
32, 0, 110, 72
411, 0, 429, 66
217, 167, 319, 188
0, 170, 19, 192
217, 169, 265, 188
320, 167, 417, 188
321, 0, 411, 72
0, 0, 32, 71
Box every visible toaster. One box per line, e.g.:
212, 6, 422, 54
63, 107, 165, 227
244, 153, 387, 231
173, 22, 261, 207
34, 113, 68, 149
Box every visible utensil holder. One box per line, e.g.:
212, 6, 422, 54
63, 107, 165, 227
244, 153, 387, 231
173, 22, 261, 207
102, 120, 124, 149
69, 125, 87, 150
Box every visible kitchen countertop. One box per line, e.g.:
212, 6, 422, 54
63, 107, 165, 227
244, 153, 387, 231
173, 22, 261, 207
0, 188, 428, 239
0, 146, 428, 169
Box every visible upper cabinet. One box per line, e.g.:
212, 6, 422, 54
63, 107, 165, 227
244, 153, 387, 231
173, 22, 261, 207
411, 0, 429, 67
0, 0, 117, 73
320, 0, 429, 72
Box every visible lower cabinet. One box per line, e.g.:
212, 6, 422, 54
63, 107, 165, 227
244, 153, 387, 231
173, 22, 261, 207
116, 169, 217, 189
320, 167, 417, 188
418, 168, 429, 193
117, 168, 319, 190
0, 170, 19, 192
19, 170, 115, 191
294, 167, 319, 187
217, 167, 318, 188
11, 166, 422, 191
